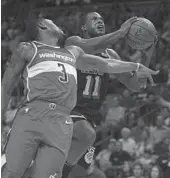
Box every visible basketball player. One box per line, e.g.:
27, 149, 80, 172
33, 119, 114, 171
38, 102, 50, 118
61, 12, 158, 178
1, 18, 157, 178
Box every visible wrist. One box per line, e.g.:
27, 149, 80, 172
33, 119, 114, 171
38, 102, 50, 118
136, 63, 140, 72
131, 62, 140, 72
119, 29, 126, 37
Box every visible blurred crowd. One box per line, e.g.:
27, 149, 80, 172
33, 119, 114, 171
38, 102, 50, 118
1, 0, 170, 178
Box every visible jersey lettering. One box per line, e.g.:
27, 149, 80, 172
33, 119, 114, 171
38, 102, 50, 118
58, 63, 68, 83
83, 75, 101, 99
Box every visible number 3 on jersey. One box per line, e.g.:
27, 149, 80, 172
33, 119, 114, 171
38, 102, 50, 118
83, 75, 101, 99
58, 63, 68, 83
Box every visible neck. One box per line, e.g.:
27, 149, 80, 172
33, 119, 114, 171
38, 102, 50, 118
83, 31, 100, 39
39, 35, 58, 46
83, 32, 91, 39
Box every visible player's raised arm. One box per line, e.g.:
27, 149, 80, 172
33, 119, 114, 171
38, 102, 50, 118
66, 45, 159, 76
1, 42, 35, 122
65, 17, 137, 54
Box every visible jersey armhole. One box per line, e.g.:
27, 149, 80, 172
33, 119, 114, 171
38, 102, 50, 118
65, 47, 77, 62
27, 41, 38, 68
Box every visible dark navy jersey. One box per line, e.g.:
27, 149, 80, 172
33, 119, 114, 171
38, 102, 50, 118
73, 52, 110, 116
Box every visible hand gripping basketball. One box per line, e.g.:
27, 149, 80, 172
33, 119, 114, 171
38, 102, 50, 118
126, 17, 158, 50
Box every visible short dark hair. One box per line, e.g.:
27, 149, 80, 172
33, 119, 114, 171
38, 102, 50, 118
132, 161, 143, 170
24, 18, 43, 41
81, 12, 97, 26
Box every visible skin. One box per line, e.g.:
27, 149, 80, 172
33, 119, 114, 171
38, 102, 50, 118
121, 130, 130, 140
150, 166, 160, 178
115, 141, 123, 152
123, 161, 131, 173
133, 164, 143, 178
2, 18, 158, 122
65, 13, 137, 54
1, 18, 159, 178
66, 12, 158, 91
83, 12, 106, 37
108, 142, 116, 152
156, 116, 164, 128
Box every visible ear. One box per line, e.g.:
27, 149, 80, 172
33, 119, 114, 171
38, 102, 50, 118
38, 21, 47, 30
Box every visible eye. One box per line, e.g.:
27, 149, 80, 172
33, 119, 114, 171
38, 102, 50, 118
93, 17, 97, 21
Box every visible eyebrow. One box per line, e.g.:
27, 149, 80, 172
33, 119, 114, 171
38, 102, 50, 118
92, 17, 103, 22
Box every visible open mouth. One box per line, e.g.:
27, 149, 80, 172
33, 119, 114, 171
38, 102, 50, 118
96, 24, 104, 31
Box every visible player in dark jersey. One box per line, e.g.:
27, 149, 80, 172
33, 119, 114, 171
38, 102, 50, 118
62, 12, 158, 178
1, 17, 157, 178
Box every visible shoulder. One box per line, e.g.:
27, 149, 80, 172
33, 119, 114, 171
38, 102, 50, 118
65, 45, 84, 59
14, 42, 35, 62
17, 42, 34, 53
65, 36, 82, 46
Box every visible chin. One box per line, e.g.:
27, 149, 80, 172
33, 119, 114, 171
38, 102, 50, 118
97, 31, 105, 36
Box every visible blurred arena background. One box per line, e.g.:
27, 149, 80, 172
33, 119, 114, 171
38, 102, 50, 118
1, 0, 170, 178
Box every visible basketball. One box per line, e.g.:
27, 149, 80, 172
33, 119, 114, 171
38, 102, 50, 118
126, 17, 157, 50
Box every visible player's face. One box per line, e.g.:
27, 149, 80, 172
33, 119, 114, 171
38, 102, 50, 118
41, 19, 65, 39
85, 12, 105, 37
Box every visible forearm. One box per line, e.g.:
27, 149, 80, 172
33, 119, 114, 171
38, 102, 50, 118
1, 76, 18, 121
106, 60, 138, 74
87, 30, 124, 53
77, 53, 138, 74
1, 86, 12, 120
68, 30, 124, 54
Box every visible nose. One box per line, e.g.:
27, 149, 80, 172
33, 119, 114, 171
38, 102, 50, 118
97, 19, 104, 24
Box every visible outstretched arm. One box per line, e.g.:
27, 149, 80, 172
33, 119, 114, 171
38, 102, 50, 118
1, 42, 35, 122
65, 17, 137, 54
66, 45, 159, 76
66, 45, 138, 72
